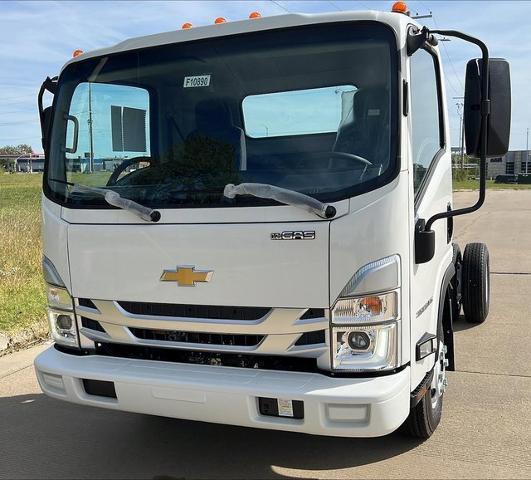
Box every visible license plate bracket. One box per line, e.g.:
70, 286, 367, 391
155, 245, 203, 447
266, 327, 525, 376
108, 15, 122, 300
258, 397, 304, 419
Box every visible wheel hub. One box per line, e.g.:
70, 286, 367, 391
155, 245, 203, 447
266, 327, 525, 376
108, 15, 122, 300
430, 342, 448, 409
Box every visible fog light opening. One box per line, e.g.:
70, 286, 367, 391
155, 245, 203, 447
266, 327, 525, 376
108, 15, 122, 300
347, 331, 371, 351
56, 314, 73, 330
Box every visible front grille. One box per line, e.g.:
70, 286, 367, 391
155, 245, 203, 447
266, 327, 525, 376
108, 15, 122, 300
129, 327, 264, 347
94, 342, 319, 373
118, 301, 270, 321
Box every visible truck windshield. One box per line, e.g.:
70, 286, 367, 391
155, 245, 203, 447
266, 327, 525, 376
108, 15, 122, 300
46, 22, 398, 209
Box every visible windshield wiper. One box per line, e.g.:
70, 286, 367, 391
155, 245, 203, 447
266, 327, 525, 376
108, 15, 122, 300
49, 178, 161, 222
224, 183, 336, 219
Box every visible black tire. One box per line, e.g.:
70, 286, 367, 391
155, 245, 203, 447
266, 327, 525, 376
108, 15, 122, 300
462, 243, 490, 324
402, 322, 444, 439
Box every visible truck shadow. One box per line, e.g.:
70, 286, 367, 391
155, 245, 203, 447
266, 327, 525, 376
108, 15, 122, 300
1, 393, 424, 479
453, 315, 483, 332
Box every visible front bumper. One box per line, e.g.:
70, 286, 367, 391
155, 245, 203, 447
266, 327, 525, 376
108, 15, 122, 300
35, 346, 410, 437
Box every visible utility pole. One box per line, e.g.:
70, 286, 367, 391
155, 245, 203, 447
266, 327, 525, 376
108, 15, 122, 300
527, 127, 529, 175
454, 97, 465, 170
88, 82, 94, 173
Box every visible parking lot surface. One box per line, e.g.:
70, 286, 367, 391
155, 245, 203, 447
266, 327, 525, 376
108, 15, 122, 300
1, 190, 530, 479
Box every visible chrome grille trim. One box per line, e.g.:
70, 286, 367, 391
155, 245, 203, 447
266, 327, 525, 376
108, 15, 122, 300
77, 300, 328, 335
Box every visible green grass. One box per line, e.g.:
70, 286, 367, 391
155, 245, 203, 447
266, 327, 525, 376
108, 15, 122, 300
0, 173, 47, 334
453, 179, 531, 190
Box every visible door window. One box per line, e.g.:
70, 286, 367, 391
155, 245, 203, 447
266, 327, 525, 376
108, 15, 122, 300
410, 49, 443, 193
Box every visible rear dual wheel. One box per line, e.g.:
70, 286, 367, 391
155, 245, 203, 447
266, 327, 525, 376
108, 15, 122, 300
462, 243, 490, 324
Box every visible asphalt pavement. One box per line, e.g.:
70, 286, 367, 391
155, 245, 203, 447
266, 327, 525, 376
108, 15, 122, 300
1, 190, 530, 479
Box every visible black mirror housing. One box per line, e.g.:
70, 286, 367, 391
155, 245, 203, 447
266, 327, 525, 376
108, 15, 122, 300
465, 58, 511, 158
415, 219, 435, 264
41, 106, 53, 153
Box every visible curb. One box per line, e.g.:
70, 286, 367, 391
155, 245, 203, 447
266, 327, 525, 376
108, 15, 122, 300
0, 321, 49, 357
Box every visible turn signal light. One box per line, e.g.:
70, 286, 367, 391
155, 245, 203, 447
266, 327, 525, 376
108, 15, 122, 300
182, 22, 193, 29
392, 1, 409, 14
214, 17, 226, 24
249, 11, 261, 19
72, 49, 84, 58
360, 296, 383, 315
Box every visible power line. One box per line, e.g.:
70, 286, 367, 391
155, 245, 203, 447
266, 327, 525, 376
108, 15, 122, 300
0, 135, 40, 142
0, 119, 39, 127
0, 93, 35, 102
327, 0, 342, 11
270, 0, 291, 13
0, 109, 37, 116
333, 1, 374, 10
429, 10, 465, 92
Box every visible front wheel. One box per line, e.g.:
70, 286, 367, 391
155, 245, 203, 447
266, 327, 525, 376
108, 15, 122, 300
403, 326, 447, 439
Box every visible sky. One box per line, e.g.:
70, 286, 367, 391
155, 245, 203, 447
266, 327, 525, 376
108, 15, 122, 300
0, 0, 530, 153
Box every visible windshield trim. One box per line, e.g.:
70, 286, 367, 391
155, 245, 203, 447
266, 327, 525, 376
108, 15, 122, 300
43, 20, 401, 211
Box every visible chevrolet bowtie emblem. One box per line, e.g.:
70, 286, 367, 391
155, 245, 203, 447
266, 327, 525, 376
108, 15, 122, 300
160, 266, 213, 287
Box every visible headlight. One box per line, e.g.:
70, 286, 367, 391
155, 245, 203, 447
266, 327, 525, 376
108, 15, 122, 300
43, 256, 79, 347
46, 284, 74, 310
331, 256, 401, 372
331, 290, 400, 371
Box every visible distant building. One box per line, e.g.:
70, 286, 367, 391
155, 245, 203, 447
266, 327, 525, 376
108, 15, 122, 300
0, 153, 45, 172
487, 150, 531, 178
15, 154, 45, 172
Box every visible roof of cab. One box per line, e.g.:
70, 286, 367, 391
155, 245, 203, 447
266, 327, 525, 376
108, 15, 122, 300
62, 10, 419, 71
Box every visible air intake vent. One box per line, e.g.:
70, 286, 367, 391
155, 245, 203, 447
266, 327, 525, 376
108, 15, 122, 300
81, 317, 106, 333
294, 330, 326, 346
129, 327, 264, 347
78, 298, 98, 310
300, 308, 325, 320
118, 301, 270, 321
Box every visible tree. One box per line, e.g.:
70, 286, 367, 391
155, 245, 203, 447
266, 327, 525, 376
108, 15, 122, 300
0, 144, 34, 171
0, 144, 34, 155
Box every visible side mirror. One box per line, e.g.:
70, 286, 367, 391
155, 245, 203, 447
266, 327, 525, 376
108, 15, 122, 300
41, 106, 53, 153
38, 76, 58, 156
464, 58, 511, 157
415, 219, 435, 264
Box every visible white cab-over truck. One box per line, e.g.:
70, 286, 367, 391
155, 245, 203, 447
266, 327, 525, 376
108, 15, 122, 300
34, 5, 511, 438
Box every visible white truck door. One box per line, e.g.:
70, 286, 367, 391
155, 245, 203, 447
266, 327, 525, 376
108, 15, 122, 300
408, 48, 453, 391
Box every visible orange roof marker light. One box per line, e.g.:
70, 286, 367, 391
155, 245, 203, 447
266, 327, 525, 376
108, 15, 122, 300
391, 1, 410, 15
72, 49, 84, 58
182, 22, 193, 30
214, 17, 227, 24
249, 11, 262, 19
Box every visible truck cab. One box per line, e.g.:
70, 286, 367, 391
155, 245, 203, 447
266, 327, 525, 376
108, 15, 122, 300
35, 5, 511, 438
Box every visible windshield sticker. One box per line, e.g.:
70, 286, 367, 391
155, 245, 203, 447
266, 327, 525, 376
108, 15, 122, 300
183, 75, 211, 88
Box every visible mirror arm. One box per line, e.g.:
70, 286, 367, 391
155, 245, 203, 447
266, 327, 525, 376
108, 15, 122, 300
38, 76, 58, 154
423, 30, 490, 231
